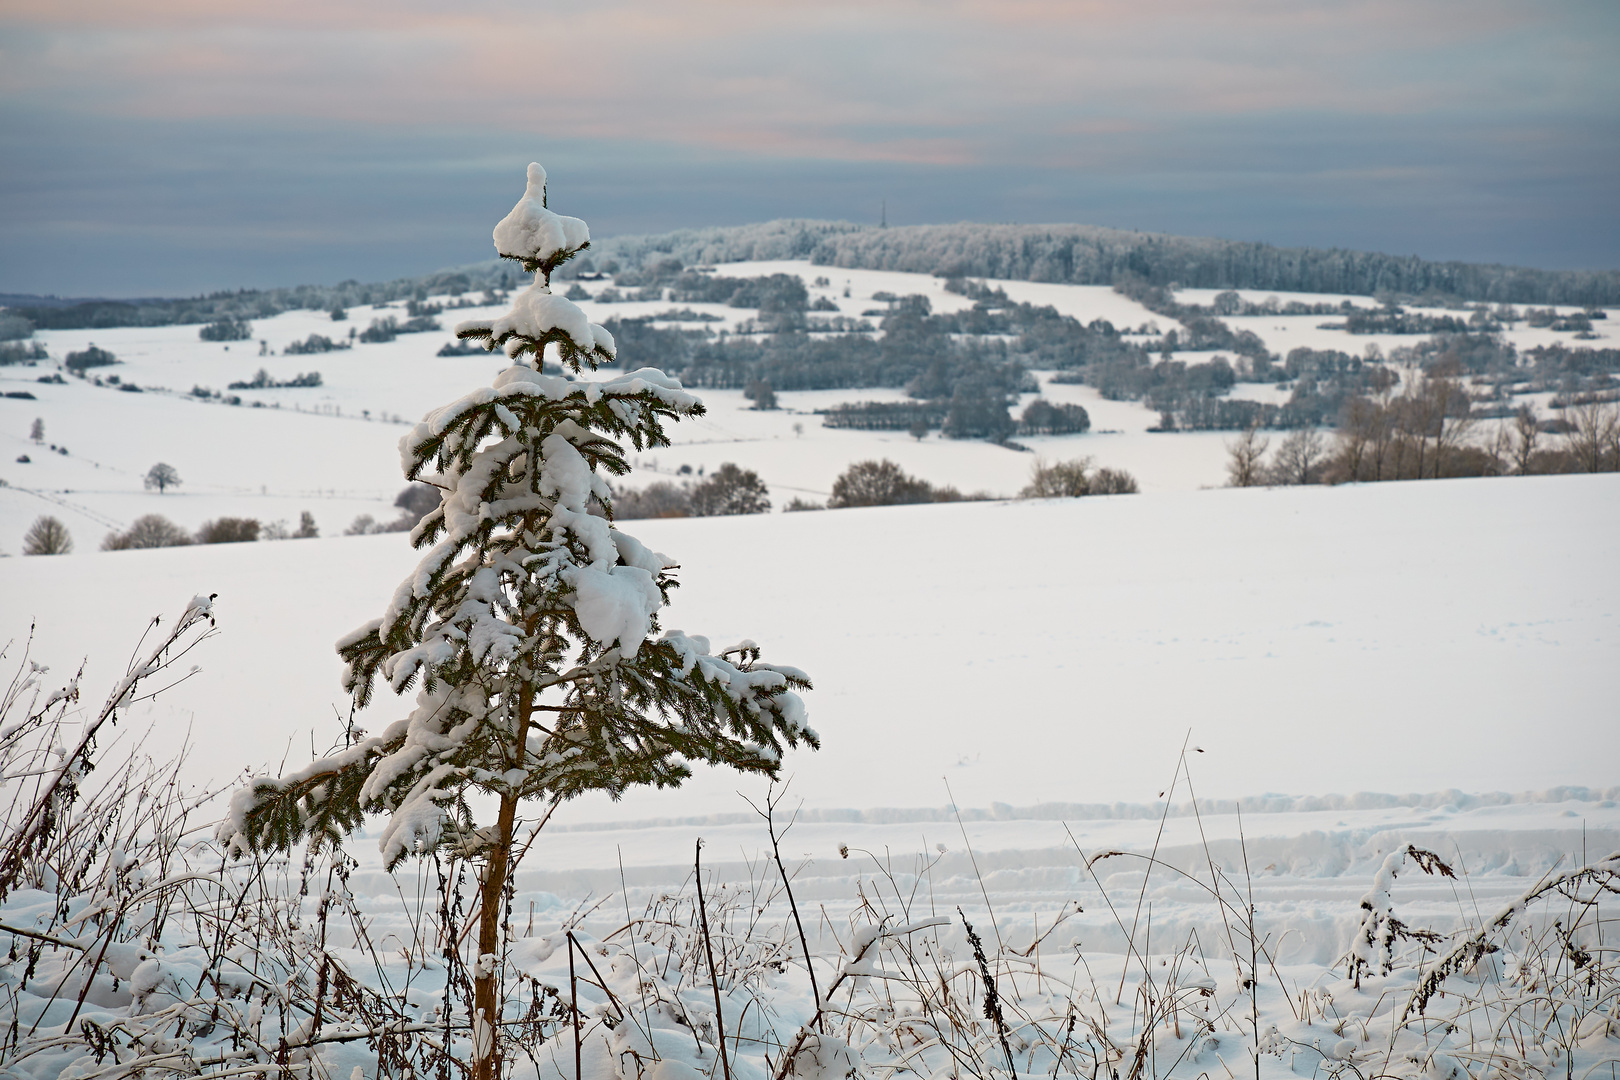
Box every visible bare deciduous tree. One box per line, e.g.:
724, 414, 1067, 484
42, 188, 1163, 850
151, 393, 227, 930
22, 515, 72, 555
103, 514, 192, 550
1425, 374, 1476, 479
1511, 405, 1541, 475
1022, 457, 1092, 497
144, 462, 181, 493
1565, 400, 1619, 473
1269, 427, 1328, 485
1225, 424, 1269, 487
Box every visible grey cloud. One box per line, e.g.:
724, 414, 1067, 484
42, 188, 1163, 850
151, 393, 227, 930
0, 1, 1616, 294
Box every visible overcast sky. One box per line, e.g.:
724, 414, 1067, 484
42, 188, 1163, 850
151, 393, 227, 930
2, 0, 1617, 297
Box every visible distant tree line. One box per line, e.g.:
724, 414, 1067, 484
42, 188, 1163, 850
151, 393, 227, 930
227, 368, 323, 390
803, 225, 1620, 306
2, 273, 508, 333
14, 209, 1618, 339
567, 220, 1620, 306
600, 272, 1620, 437
1225, 375, 1620, 489
603, 288, 1034, 403
1154, 331, 1620, 433
820, 401, 948, 431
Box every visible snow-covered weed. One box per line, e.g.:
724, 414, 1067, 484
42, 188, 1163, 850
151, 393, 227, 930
0, 620, 1615, 1078
0, 604, 492, 1078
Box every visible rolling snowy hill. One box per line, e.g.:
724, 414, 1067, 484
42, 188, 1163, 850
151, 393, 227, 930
4, 261, 1613, 548
3, 471, 1613, 822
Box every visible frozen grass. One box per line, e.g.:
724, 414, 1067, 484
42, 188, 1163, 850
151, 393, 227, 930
1, 622, 1614, 1078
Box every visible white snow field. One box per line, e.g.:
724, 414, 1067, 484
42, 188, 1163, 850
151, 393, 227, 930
2, 472, 1613, 830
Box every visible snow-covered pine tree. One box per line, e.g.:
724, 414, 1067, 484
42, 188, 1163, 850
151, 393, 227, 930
219, 162, 816, 1080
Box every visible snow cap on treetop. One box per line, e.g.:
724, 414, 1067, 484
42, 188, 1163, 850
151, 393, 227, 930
493, 161, 589, 269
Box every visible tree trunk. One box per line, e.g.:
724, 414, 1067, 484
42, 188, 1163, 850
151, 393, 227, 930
472, 682, 534, 1080
472, 789, 519, 1080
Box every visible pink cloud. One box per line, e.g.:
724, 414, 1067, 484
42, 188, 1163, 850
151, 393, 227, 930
0, 0, 1600, 168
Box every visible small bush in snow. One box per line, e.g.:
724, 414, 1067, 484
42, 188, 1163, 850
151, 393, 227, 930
284, 333, 349, 355
103, 513, 193, 550
688, 462, 771, 516
21, 515, 72, 555
64, 344, 117, 374
195, 517, 261, 544
198, 317, 252, 341
828, 459, 935, 507
612, 480, 692, 518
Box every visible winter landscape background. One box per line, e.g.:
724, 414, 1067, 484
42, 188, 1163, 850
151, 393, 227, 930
3, 256, 1618, 816
2, 235, 1617, 1077
2, 0, 1618, 1074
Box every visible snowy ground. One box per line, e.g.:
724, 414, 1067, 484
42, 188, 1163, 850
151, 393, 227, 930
2, 473, 1613, 829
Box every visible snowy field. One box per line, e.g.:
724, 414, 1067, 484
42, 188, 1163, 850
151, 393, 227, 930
1, 472, 1616, 1078
2, 472, 1614, 835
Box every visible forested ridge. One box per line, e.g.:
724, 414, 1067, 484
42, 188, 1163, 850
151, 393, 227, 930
7, 219, 1618, 332
804, 224, 1620, 305
579, 219, 1620, 305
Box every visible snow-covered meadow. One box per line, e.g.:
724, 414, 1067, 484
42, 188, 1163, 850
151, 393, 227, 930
4, 473, 1616, 826
1, 246, 1617, 1077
